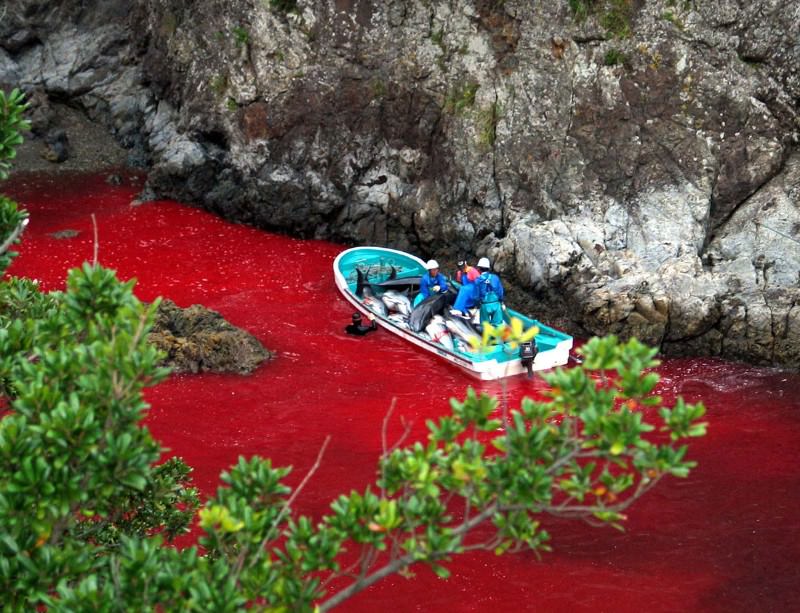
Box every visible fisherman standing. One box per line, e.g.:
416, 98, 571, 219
475, 257, 505, 326
450, 259, 480, 317
345, 312, 378, 336
415, 259, 449, 306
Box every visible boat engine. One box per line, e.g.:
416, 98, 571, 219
520, 340, 538, 378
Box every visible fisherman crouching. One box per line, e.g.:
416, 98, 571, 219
414, 259, 449, 307
450, 258, 480, 318
345, 312, 378, 336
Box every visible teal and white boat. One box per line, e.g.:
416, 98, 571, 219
334, 246, 573, 380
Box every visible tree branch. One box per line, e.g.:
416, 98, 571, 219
319, 504, 498, 612
241, 436, 331, 577
91, 213, 99, 267
0, 217, 28, 255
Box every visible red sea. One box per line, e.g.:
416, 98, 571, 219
5, 170, 800, 612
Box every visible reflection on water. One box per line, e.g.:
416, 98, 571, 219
5, 171, 800, 613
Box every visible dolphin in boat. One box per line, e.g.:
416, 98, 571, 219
387, 313, 410, 329
356, 266, 421, 296
381, 290, 413, 316
355, 268, 369, 298
425, 315, 455, 350
358, 283, 388, 318
374, 267, 422, 292
443, 311, 481, 345
408, 292, 450, 333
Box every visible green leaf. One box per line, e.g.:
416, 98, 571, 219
121, 474, 148, 490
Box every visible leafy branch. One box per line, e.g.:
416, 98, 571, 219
191, 337, 706, 611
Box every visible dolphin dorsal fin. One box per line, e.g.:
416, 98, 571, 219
356, 268, 367, 297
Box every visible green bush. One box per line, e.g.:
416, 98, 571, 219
445, 82, 480, 114
604, 47, 627, 66
569, 0, 633, 39
232, 25, 250, 47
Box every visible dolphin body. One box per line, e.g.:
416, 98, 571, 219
356, 267, 422, 297
374, 266, 422, 292
425, 315, 454, 350
357, 283, 388, 318
443, 311, 481, 345
407, 286, 457, 332
381, 290, 413, 316
408, 293, 450, 333
387, 313, 410, 329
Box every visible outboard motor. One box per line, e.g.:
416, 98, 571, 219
520, 340, 538, 378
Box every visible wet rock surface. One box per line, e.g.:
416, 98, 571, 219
1, 0, 798, 368
148, 299, 272, 375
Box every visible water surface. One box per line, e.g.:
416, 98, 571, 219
6, 171, 799, 612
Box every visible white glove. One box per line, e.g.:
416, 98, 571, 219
432, 285, 441, 293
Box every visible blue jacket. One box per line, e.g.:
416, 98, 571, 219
476, 272, 504, 303
419, 272, 449, 299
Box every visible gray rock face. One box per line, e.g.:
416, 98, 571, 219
1, 0, 798, 368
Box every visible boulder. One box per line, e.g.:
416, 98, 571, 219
147, 299, 272, 374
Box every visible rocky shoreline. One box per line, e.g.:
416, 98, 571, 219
12, 103, 129, 174
2, 0, 798, 369
8, 105, 274, 375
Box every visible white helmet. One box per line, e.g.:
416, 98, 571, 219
477, 257, 490, 268
425, 259, 439, 270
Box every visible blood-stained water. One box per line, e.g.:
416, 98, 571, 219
5, 171, 800, 612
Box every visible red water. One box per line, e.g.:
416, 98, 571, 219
5, 171, 800, 612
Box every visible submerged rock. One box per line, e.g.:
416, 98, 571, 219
148, 299, 272, 374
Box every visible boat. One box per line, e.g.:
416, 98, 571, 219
333, 246, 573, 380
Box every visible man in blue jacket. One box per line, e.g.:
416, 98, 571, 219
415, 259, 449, 306
475, 257, 505, 326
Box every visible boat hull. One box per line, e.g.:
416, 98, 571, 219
334, 247, 573, 380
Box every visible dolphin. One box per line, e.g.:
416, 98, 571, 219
443, 311, 481, 345
356, 266, 421, 295
373, 275, 422, 292
381, 290, 413, 316
355, 268, 369, 298
425, 315, 455, 350
360, 285, 388, 318
408, 293, 450, 333
387, 313, 410, 329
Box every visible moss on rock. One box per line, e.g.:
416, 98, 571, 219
148, 299, 272, 374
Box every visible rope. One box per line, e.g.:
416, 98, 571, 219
755, 220, 800, 245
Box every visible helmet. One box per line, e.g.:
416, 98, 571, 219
352, 312, 362, 324
477, 257, 490, 269
425, 259, 439, 270
457, 259, 467, 267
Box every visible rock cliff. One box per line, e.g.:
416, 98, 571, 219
1, 0, 798, 367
